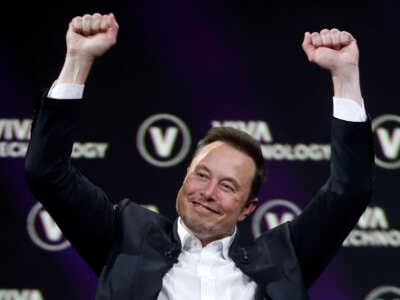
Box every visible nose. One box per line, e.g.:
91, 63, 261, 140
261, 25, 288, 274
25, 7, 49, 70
201, 180, 218, 201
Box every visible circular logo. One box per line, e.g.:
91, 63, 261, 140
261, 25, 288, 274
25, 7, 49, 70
136, 113, 191, 167
26, 202, 70, 251
251, 199, 302, 238
365, 285, 400, 300
372, 114, 400, 169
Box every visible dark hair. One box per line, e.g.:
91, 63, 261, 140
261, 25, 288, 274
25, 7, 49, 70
195, 126, 266, 202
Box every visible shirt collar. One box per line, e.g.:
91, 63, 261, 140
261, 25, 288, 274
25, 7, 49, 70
177, 217, 236, 259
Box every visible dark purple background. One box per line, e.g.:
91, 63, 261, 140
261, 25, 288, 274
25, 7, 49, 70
0, 0, 399, 299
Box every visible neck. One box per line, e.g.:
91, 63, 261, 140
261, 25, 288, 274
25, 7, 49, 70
178, 218, 235, 247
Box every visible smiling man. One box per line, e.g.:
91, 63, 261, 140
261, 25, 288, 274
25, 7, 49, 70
177, 137, 261, 245
25, 13, 374, 300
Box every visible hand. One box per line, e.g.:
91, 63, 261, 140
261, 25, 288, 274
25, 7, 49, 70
302, 28, 358, 77
66, 13, 119, 61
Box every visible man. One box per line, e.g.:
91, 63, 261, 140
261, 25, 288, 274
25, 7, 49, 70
25, 13, 373, 300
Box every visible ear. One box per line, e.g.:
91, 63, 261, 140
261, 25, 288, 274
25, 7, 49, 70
238, 197, 259, 221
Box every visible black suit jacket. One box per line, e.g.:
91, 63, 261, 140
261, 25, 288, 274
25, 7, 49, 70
25, 92, 374, 300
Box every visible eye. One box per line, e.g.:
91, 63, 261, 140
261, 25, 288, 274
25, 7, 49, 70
221, 182, 235, 192
196, 171, 209, 179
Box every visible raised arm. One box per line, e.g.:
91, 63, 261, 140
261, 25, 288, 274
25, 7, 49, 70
24, 13, 119, 275
289, 29, 374, 286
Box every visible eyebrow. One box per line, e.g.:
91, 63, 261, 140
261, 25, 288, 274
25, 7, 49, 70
195, 164, 209, 172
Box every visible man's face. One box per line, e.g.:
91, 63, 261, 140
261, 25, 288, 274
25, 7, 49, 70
176, 141, 258, 245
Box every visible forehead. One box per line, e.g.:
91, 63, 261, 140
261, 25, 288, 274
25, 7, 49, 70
189, 141, 256, 177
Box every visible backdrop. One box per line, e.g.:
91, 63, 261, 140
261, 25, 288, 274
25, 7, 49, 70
1, 0, 399, 299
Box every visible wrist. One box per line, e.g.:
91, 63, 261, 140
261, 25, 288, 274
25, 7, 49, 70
332, 68, 363, 106
56, 53, 94, 85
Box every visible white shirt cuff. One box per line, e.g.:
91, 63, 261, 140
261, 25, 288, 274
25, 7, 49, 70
47, 82, 85, 99
333, 97, 367, 122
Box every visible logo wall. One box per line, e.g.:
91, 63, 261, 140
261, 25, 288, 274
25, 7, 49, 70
251, 200, 400, 247
137, 113, 191, 167
26, 202, 158, 252
251, 199, 302, 238
364, 286, 400, 300
211, 120, 330, 161
343, 206, 400, 247
0, 118, 108, 159
0, 289, 44, 300
26, 202, 70, 251
372, 114, 400, 169
0, 119, 31, 157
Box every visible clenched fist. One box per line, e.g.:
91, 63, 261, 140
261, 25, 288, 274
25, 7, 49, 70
302, 28, 358, 76
66, 13, 119, 59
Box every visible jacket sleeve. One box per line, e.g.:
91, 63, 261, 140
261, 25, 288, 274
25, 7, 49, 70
24, 90, 115, 275
288, 117, 374, 287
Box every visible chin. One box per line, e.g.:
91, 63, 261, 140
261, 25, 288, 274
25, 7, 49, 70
182, 215, 214, 235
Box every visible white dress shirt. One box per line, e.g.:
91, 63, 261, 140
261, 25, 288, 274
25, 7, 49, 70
47, 83, 367, 300
157, 218, 258, 300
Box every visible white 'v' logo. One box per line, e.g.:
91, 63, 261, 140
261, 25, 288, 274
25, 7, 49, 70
149, 126, 178, 158
264, 212, 296, 230
27, 202, 71, 251
376, 127, 400, 159
137, 113, 191, 167
39, 211, 63, 242
372, 114, 400, 169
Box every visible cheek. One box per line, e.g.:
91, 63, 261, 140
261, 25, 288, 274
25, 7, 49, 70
221, 198, 247, 216
177, 184, 194, 210
176, 188, 186, 209
181, 177, 201, 195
